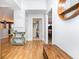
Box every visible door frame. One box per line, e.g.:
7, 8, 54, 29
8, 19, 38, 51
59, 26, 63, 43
32, 18, 42, 40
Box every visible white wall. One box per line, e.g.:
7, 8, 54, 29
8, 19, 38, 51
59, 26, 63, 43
47, 0, 52, 11
23, 0, 47, 10
13, 0, 47, 41
47, 0, 79, 59
45, 14, 48, 44
14, 0, 22, 7
25, 11, 46, 41
14, 10, 25, 32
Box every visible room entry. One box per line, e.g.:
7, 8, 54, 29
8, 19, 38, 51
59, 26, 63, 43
48, 9, 52, 44
33, 18, 42, 39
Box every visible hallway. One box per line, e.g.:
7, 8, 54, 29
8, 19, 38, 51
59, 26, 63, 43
0, 0, 79, 59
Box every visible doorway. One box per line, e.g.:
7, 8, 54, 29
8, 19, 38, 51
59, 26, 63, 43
48, 9, 52, 44
32, 18, 42, 40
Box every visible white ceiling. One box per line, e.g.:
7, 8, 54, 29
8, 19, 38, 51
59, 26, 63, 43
22, 0, 47, 10
0, 0, 20, 9
0, 0, 47, 10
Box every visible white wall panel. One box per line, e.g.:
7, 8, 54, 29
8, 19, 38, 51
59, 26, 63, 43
49, 0, 79, 59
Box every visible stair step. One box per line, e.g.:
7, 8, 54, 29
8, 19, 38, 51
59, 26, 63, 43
44, 44, 72, 59
44, 44, 59, 59
53, 45, 72, 59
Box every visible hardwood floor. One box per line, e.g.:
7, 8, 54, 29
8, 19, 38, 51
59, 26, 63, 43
1, 40, 44, 59
1, 38, 72, 59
